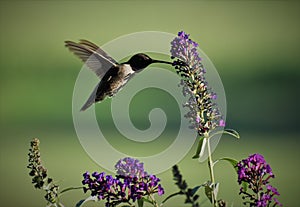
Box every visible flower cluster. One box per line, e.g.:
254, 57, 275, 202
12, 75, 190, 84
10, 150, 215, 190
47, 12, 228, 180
170, 31, 224, 137
27, 138, 61, 206
172, 165, 200, 207
27, 138, 48, 189
114, 157, 147, 178
82, 158, 164, 206
237, 154, 282, 207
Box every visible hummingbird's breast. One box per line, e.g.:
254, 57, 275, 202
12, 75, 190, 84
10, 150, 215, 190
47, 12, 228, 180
119, 64, 135, 79
109, 64, 135, 95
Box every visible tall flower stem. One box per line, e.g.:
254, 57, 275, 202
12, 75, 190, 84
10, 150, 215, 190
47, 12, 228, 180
149, 194, 159, 207
207, 138, 217, 207
59, 187, 84, 194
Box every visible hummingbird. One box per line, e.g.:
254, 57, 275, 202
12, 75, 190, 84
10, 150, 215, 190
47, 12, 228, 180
65, 39, 177, 111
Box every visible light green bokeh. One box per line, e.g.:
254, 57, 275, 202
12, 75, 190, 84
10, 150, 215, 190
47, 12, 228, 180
1, 1, 299, 206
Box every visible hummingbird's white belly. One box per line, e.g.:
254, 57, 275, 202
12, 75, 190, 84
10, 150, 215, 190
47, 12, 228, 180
110, 64, 135, 95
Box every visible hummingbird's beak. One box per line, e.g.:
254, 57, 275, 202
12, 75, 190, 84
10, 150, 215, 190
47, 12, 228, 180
151, 59, 174, 65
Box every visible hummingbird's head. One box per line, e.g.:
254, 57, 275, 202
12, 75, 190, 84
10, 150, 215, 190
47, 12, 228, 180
127, 53, 153, 71
128, 53, 174, 71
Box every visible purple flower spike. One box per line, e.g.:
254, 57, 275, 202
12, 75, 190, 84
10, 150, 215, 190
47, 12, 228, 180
237, 154, 282, 207
170, 31, 225, 136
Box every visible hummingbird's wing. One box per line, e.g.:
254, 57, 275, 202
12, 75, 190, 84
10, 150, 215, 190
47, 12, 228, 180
65, 40, 118, 79
80, 66, 120, 111
78, 40, 118, 65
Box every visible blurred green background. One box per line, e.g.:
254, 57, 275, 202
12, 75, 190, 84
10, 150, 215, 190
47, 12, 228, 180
1, 1, 299, 206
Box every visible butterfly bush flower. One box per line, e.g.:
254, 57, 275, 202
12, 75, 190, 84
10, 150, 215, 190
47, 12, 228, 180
28, 138, 48, 189
237, 154, 282, 207
115, 157, 147, 178
170, 31, 224, 137
82, 158, 164, 206
27, 138, 62, 206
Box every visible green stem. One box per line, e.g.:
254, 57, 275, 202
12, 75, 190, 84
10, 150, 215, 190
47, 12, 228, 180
209, 129, 240, 140
149, 194, 159, 207
60, 186, 84, 194
207, 138, 217, 207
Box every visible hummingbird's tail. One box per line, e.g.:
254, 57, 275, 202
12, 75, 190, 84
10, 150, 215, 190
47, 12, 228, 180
80, 83, 105, 111
81, 94, 105, 111
80, 84, 99, 111
80, 98, 94, 111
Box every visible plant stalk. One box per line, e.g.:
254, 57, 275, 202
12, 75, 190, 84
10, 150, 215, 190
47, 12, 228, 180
207, 138, 217, 207
149, 194, 159, 207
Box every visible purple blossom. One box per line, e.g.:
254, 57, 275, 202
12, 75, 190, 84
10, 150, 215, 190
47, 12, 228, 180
82, 158, 164, 206
237, 154, 282, 207
115, 157, 147, 178
170, 31, 225, 136
219, 119, 226, 127
211, 92, 217, 100
157, 184, 164, 196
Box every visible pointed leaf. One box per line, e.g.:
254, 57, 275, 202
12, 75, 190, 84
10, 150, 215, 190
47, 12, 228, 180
204, 183, 213, 203
192, 137, 205, 159
75, 196, 97, 207
217, 157, 238, 171
198, 137, 207, 159
213, 183, 219, 199
75, 200, 85, 207
204, 182, 219, 204
223, 129, 240, 139
190, 184, 205, 196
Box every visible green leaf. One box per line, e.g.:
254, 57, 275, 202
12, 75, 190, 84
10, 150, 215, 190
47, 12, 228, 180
137, 198, 144, 207
189, 184, 206, 196
162, 191, 184, 204
213, 183, 219, 199
192, 137, 205, 159
75, 199, 85, 207
223, 129, 240, 139
217, 157, 238, 170
204, 182, 219, 204
75, 196, 97, 207
204, 183, 213, 203
190, 186, 201, 196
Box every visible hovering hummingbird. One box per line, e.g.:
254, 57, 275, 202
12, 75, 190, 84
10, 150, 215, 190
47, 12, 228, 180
65, 39, 177, 111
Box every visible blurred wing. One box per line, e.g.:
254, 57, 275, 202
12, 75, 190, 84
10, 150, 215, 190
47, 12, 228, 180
65, 40, 118, 79
78, 40, 118, 65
